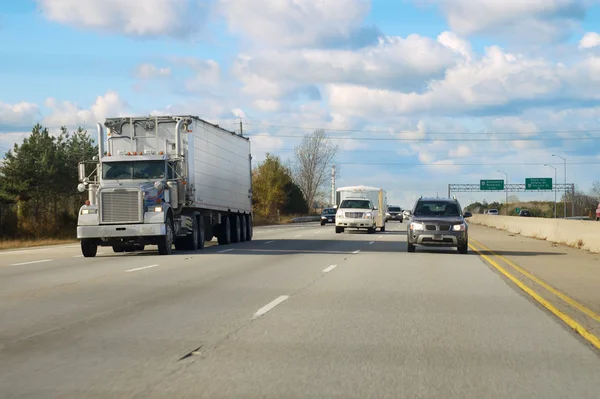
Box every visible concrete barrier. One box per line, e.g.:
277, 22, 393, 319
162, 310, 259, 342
469, 215, 600, 253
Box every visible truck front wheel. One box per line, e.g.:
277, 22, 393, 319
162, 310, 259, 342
81, 239, 98, 258
158, 216, 174, 255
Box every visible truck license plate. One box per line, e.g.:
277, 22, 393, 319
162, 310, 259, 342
350, 223, 358, 227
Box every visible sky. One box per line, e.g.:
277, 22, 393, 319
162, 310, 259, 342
2, 0, 600, 208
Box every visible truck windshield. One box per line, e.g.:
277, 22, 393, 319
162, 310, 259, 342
103, 161, 166, 180
340, 199, 372, 209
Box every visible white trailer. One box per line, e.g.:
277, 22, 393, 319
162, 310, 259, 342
336, 186, 387, 231
76, 115, 253, 257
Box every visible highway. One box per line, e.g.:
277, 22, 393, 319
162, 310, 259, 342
0, 222, 598, 398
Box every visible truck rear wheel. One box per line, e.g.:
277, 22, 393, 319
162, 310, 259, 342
218, 216, 231, 245
112, 246, 125, 253
158, 216, 174, 255
246, 214, 253, 241
240, 214, 247, 242
178, 216, 199, 251
231, 214, 241, 243
197, 216, 205, 249
335, 226, 344, 234
81, 239, 98, 258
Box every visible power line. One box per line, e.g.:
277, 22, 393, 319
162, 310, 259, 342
336, 161, 600, 166
252, 147, 591, 155
247, 134, 600, 142
244, 122, 600, 136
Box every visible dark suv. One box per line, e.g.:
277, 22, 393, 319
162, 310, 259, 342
407, 197, 472, 254
387, 205, 403, 222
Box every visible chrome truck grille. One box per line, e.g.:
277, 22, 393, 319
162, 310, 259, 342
100, 189, 142, 224
345, 212, 364, 218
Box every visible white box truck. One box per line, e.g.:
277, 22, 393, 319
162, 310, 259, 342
335, 186, 387, 233
76, 115, 253, 257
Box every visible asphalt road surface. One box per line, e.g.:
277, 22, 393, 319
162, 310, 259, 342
0, 222, 598, 398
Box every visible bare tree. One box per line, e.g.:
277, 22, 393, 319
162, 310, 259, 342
293, 129, 338, 211
591, 180, 600, 201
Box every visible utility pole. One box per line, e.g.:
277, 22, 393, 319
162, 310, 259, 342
498, 170, 508, 215
552, 154, 567, 217
239, 119, 243, 136
331, 165, 336, 206
545, 164, 557, 218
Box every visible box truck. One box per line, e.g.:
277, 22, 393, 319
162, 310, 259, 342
335, 186, 387, 232
76, 115, 253, 257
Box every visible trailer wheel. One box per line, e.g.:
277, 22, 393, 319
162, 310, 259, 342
81, 239, 98, 258
158, 215, 174, 255
380, 224, 386, 232
231, 214, 241, 243
217, 216, 231, 245
112, 246, 125, 253
197, 215, 205, 249
246, 214, 253, 241
240, 214, 247, 242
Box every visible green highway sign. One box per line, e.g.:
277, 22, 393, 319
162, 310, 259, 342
526, 177, 552, 190
516, 207, 521, 214
480, 179, 505, 191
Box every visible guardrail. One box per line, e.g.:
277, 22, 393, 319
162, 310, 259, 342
470, 215, 600, 253
290, 216, 321, 223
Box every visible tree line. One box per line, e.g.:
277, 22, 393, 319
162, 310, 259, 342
0, 125, 337, 239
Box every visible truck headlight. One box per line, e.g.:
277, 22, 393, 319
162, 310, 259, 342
336, 212, 343, 218
410, 222, 424, 231
80, 208, 98, 215
363, 212, 373, 219
149, 206, 163, 212
453, 223, 466, 231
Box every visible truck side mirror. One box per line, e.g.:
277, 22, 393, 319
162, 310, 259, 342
78, 162, 86, 182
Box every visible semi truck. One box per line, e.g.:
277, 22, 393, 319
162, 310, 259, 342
335, 186, 387, 232
76, 115, 253, 257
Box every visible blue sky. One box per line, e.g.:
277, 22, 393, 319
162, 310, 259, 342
2, 0, 600, 208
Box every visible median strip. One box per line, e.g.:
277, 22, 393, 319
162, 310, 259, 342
471, 238, 600, 323
469, 243, 600, 350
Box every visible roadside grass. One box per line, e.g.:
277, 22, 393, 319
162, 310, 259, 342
0, 238, 77, 251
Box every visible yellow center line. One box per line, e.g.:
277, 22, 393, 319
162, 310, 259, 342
468, 242, 600, 351
471, 238, 600, 323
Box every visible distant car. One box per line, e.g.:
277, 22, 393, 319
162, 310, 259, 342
487, 209, 499, 215
386, 205, 403, 222
407, 197, 472, 254
320, 208, 337, 225
519, 209, 532, 217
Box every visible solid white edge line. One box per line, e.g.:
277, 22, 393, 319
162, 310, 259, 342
265, 241, 274, 244
353, 250, 361, 254
369, 241, 375, 244
218, 249, 235, 253
10, 259, 53, 266
323, 264, 337, 273
126, 264, 159, 273
252, 295, 290, 319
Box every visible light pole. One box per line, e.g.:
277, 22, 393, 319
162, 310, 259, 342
544, 164, 557, 218
498, 170, 508, 215
552, 154, 567, 217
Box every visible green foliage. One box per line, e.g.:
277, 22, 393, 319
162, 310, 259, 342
252, 154, 308, 220
0, 124, 97, 238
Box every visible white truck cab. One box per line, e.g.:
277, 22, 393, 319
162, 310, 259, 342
335, 197, 378, 234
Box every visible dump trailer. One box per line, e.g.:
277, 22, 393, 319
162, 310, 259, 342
336, 186, 387, 231
76, 115, 253, 257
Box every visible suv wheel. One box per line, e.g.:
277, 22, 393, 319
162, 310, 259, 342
458, 242, 468, 254
407, 243, 416, 253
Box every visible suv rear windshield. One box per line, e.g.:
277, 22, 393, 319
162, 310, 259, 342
340, 199, 372, 209
414, 201, 460, 217
388, 207, 401, 212
322, 208, 336, 215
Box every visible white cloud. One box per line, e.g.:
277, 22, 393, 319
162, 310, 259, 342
430, 0, 587, 43
233, 34, 460, 96
36, 0, 207, 38
449, 145, 472, 157
43, 90, 130, 128
217, 0, 372, 48
0, 101, 41, 128
580, 32, 600, 49
326, 45, 600, 118
135, 63, 171, 79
